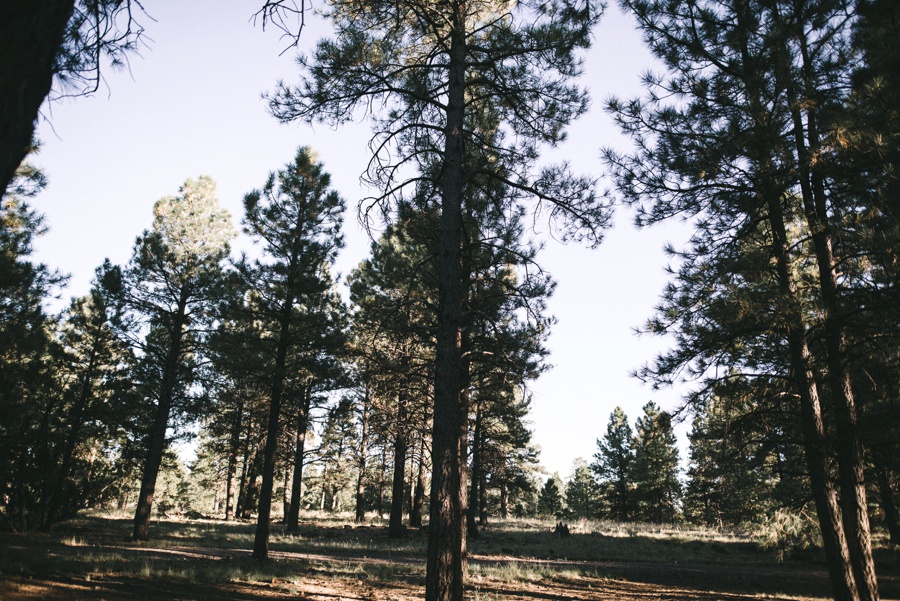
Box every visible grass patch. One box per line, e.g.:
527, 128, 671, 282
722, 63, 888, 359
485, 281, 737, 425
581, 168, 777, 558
1, 511, 889, 601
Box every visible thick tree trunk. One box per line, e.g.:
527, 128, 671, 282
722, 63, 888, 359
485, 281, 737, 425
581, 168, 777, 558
286, 384, 313, 532
355, 386, 370, 523
425, 8, 468, 599
253, 298, 295, 561
0, 2, 74, 196
132, 293, 188, 541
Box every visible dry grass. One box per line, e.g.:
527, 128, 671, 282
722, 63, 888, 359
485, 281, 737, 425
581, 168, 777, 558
0, 511, 896, 600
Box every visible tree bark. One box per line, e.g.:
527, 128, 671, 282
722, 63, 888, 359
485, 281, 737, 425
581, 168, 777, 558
224, 397, 244, 521
355, 385, 370, 523
410, 434, 426, 528
766, 188, 859, 601
425, 6, 468, 598
784, 33, 878, 597
467, 402, 482, 539
286, 384, 313, 532
253, 296, 295, 560
735, 6, 861, 596
389, 389, 409, 537
0, 2, 74, 196
132, 290, 188, 541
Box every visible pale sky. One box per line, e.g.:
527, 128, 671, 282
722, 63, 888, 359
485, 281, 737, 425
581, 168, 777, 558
31, 1, 692, 478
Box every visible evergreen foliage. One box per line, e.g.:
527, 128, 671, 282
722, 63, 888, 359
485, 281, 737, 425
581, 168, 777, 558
591, 406, 634, 521
630, 402, 680, 523
537, 475, 565, 518
564, 459, 599, 519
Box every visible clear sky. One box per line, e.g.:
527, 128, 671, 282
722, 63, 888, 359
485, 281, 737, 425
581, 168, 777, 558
31, 1, 692, 478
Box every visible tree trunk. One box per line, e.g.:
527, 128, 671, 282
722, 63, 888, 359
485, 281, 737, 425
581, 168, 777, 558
224, 397, 244, 521
389, 390, 409, 537
425, 8, 468, 598
132, 292, 188, 541
783, 32, 879, 597
252, 297, 295, 561
242, 443, 263, 518
235, 432, 254, 519
765, 187, 860, 601
499, 479, 508, 520
410, 434, 426, 528
735, 7, 861, 596
0, 2, 74, 196
873, 455, 900, 547
286, 384, 313, 532
467, 402, 482, 539
378, 449, 386, 518
479, 467, 487, 526
355, 385, 370, 523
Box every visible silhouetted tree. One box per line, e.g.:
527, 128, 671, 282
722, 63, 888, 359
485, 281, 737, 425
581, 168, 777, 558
124, 176, 234, 541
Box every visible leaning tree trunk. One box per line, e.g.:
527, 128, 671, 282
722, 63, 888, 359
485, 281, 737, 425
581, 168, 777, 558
765, 187, 860, 601
785, 50, 879, 598
286, 383, 313, 532
0, 2, 74, 195
425, 10, 468, 599
736, 9, 861, 596
132, 293, 188, 541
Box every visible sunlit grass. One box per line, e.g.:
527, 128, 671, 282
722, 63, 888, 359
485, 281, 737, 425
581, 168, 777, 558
0, 510, 876, 601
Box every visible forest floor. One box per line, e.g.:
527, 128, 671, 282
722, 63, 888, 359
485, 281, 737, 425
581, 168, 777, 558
0, 512, 898, 600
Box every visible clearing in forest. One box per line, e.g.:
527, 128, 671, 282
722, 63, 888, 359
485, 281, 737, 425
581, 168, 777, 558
0, 512, 898, 600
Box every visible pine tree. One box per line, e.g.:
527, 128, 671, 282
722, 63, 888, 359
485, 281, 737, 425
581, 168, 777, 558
631, 402, 680, 523
591, 406, 634, 521
270, 3, 605, 598
0, 154, 64, 530
124, 175, 234, 541
537, 475, 565, 518
40, 262, 134, 528
235, 147, 345, 560
565, 459, 598, 520
606, 2, 881, 597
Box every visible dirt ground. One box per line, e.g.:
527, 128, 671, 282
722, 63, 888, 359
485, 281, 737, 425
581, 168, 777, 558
1, 518, 898, 601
